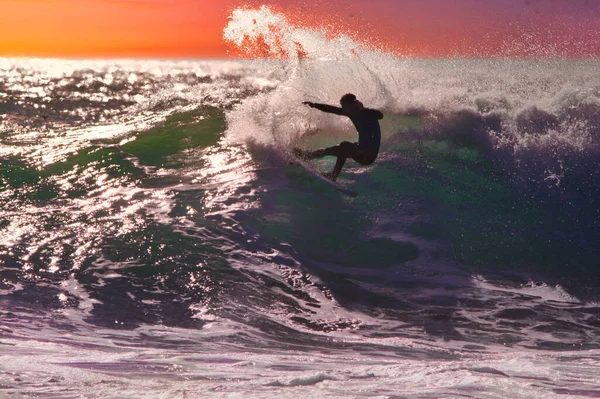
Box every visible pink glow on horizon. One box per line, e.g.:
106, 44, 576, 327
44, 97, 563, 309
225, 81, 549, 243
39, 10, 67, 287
1, 0, 598, 58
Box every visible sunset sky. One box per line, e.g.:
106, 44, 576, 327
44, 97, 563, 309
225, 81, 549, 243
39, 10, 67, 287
1, 0, 599, 58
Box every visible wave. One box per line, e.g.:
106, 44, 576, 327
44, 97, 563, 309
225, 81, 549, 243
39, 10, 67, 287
218, 7, 600, 295
1, 10, 600, 366
222, 8, 600, 152
222, 7, 600, 193
3, 11, 600, 398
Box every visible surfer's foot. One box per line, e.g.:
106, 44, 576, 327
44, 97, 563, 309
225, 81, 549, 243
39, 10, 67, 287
293, 147, 311, 160
322, 172, 337, 182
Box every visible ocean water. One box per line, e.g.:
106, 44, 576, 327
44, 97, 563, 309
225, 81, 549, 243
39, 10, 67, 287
2, 7, 600, 399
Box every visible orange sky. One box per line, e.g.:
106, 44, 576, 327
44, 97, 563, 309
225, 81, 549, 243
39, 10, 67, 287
1, 0, 599, 58
0, 0, 238, 58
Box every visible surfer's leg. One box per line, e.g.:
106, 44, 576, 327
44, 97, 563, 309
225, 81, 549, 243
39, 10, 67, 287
306, 145, 341, 159
330, 141, 356, 179
296, 142, 355, 181
352, 151, 377, 165
293, 144, 340, 160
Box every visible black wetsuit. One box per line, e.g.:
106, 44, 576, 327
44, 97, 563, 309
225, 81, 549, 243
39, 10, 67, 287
310, 103, 383, 164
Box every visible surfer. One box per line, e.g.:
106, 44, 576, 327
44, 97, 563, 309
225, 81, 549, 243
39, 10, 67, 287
295, 93, 383, 181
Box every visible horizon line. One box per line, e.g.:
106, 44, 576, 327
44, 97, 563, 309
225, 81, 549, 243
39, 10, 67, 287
2, 55, 600, 62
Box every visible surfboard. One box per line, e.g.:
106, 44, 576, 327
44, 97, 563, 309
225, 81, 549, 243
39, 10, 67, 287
288, 152, 358, 197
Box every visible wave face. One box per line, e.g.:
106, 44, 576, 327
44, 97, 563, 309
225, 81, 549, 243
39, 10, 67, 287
1, 7, 600, 398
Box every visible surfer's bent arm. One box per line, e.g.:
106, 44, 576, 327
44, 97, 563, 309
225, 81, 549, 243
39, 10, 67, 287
366, 108, 384, 120
303, 102, 344, 115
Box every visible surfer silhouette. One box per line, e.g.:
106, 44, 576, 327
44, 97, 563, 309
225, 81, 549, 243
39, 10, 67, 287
295, 93, 383, 181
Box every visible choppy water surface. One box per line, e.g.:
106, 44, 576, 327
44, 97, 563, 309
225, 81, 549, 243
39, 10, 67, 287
2, 7, 600, 399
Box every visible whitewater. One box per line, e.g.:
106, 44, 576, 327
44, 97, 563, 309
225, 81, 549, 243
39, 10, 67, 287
1, 7, 600, 398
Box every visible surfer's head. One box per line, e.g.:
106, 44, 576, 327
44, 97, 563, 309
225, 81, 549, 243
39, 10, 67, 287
340, 93, 364, 113
340, 93, 356, 106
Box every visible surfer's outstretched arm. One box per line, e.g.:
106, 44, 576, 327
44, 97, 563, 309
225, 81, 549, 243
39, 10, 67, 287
303, 102, 344, 115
